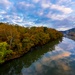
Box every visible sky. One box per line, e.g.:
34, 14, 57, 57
0, 0, 75, 31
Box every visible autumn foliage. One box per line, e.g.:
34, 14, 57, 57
0, 23, 63, 64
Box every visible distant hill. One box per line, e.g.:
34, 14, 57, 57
61, 28, 75, 40
60, 28, 75, 34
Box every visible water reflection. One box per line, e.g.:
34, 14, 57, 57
0, 38, 61, 75
0, 37, 75, 75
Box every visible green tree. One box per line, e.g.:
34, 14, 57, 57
0, 42, 12, 63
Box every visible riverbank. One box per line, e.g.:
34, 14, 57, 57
0, 23, 63, 64
4, 38, 62, 64
0, 37, 75, 75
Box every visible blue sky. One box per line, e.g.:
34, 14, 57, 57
0, 0, 75, 31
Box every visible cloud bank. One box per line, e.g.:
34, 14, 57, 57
0, 0, 75, 30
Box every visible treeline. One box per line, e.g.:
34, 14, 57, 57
0, 23, 63, 64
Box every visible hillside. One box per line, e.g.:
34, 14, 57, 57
61, 28, 75, 40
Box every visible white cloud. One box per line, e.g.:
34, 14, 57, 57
45, 4, 73, 20
1, 13, 24, 25
41, 3, 51, 8
0, 0, 75, 31
56, 27, 71, 31
0, 10, 7, 15
40, 0, 73, 21
40, 0, 51, 9
57, 0, 75, 10
18, 2, 34, 8
51, 14, 66, 20
33, 0, 40, 3
40, 0, 73, 14
37, 10, 44, 16
0, 15, 3, 20
0, 0, 11, 9
51, 4, 73, 14
39, 12, 43, 16
46, 12, 67, 20
12, 17, 23, 23
58, 0, 71, 4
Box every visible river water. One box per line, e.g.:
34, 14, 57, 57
0, 37, 75, 75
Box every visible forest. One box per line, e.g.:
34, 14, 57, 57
0, 23, 63, 64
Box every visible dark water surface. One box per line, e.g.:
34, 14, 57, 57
0, 37, 75, 75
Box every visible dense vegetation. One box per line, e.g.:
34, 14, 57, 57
0, 23, 63, 64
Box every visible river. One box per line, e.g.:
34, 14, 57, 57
0, 37, 75, 75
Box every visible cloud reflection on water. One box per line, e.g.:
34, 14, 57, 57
21, 37, 75, 75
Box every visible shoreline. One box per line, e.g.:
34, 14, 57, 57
1, 38, 62, 65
